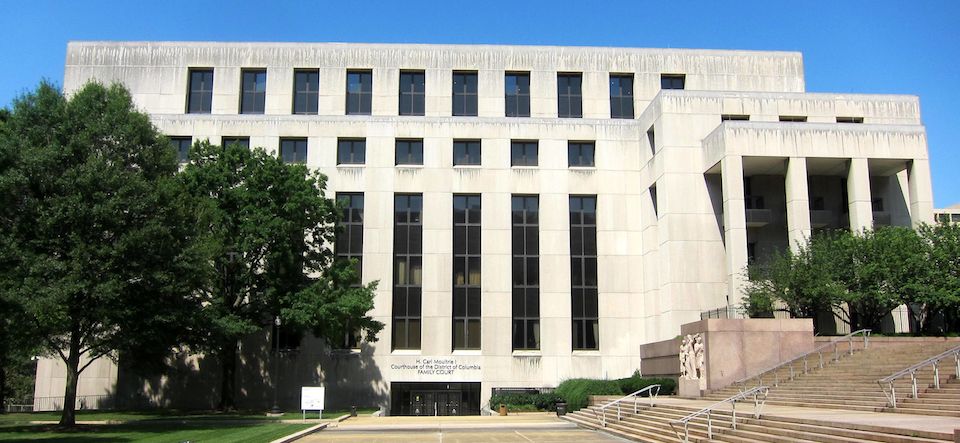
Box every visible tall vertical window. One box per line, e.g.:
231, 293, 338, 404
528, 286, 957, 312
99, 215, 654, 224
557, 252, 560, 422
570, 196, 598, 350
557, 73, 582, 118
187, 69, 213, 114
346, 70, 372, 115
609, 74, 634, 119
512, 195, 540, 350
395, 139, 424, 166
280, 138, 308, 164
511, 140, 538, 167
293, 69, 319, 115
170, 137, 191, 163
505, 72, 530, 117
399, 70, 425, 116
336, 193, 364, 349
660, 74, 686, 90
453, 140, 481, 166
337, 138, 366, 165
568, 141, 595, 167
393, 194, 423, 350
452, 71, 478, 116
221, 136, 250, 149
240, 69, 266, 114
453, 195, 481, 350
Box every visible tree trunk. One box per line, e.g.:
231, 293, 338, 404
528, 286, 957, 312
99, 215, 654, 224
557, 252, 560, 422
218, 342, 237, 411
59, 336, 81, 426
0, 355, 7, 414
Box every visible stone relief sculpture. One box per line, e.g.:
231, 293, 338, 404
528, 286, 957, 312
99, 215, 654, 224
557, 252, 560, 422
679, 333, 705, 383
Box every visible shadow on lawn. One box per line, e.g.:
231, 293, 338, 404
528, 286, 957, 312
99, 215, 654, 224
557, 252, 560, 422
1, 421, 274, 442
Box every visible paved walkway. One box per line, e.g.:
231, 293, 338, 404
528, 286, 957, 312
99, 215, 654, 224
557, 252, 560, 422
328, 412, 575, 432
652, 396, 960, 437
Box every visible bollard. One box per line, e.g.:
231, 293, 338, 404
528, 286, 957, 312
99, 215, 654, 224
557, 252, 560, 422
499, 403, 507, 416
351, 406, 357, 417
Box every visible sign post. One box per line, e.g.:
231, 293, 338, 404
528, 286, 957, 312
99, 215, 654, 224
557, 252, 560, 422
301, 386, 325, 421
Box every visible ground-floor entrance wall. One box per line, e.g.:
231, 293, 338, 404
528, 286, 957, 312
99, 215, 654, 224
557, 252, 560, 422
390, 382, 481, 416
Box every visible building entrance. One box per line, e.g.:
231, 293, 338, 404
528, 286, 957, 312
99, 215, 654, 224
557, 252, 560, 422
390, 382, 480, 416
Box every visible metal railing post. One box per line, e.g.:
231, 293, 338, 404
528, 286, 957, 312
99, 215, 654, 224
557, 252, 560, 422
819, 351, 824, 369
707, 411, 713, 439
911, 372, 918, 398
890, 382, 897, 408
934, 362, 941, 389
849, 335, 854, 355
731, 400, 737, 430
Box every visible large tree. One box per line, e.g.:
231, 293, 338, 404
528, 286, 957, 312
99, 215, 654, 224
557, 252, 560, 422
0, 82, 208, 425
178, 140, 382, 411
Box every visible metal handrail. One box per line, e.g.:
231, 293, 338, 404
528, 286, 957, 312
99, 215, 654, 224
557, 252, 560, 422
669, 386, 769, 442
734, 329, 871, 390
878, 344, 960, 408
594, 384, 661, 428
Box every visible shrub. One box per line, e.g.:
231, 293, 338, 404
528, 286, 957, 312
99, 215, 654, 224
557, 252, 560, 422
488, 392, 557, 411
616, 370, 676, 396
554, 378, 622, 411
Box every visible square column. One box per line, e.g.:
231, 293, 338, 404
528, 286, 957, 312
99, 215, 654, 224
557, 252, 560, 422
846, 158, 873, 233
785, 157, 811, 251
721, 155, 748, 303
908, 159, 934, 226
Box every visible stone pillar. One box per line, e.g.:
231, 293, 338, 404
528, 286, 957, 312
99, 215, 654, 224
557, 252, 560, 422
846, 158, 873, 233
908, 159, 935, 227
722, 155, 748, 302
784, 157, 811, 251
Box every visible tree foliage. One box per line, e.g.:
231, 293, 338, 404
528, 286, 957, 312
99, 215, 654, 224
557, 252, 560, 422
177, 140, 382, 410
744, 225, 960, 334
0, 82, 207, 424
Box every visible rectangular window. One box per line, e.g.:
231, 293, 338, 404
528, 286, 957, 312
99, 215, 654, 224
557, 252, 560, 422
337, 138, 366, 165
570, 196, 598, 350
399, 70, 425, 116
557, 73, 583, 118
393, 194, 423, 350
293, 69, 320, 115
170, 137, 191, 163
336, 193, 365, 350
453, 140, 481, 166
511, 140, 538, 167
721, 114, 750, 121
779, 115, 807, 122
660, 74, 686, 90
512, 195, 540, 350
346, 70, 373, 115
280, 138, 308, 164
452, 71, 478, 116
187, 69, 213, 114
836, 116, 864, 123
609, 74, 634, 119
395, 139, 424, 166
453, 195, 481, 350
568, 141, 595, 167
240, 69, 266, 114
505, 72, 530, 117
221, 137, 250, 149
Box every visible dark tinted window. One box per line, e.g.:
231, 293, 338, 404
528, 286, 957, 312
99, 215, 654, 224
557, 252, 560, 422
240, 69, 266, 114
779, 115, 807, 122
393, 194, 423, 350
453, 140, 481, 166
609, 74, 634, 119
505, 72, 530, 117
336, 193, 365, 286
570, 196, 598, 350
337, 138, 366, 165
512, 195, 540, 350
280, 138, 308, 164
399, 71, 425, 116
568, 141, 595, 167
453, 194, 481, 350
187, 69, 213, 114
452, 71, 478, 116
293, 70, 319, 115
511, 141, 538, 167
836, 116, 864, 123
396, 139, 424, 166
346, 70, 372, 115
660, 74, 685, 90
221, 137, 250, 149
170, 137, 192, 163
721, 114, 750, 121
558, 73, 583, 118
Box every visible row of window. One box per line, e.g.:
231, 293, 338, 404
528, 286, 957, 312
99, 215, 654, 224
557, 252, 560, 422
171, 136, 597, 167
187, 68, 687, 119
721, 114, 865, 123
334, 193, 599, 352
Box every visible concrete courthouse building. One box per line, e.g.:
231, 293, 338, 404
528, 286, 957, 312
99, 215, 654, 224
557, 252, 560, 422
34, 41, 935, 415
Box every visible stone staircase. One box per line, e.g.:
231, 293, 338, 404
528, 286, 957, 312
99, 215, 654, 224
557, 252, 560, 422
705, 341, 960, 417
564, 399, 953, 442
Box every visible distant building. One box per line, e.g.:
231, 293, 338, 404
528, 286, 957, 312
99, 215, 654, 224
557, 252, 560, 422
35, 41, 934, 415
934, 205, 960, 224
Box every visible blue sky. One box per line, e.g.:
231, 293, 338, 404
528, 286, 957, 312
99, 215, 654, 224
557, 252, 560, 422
2, 1, 958, 206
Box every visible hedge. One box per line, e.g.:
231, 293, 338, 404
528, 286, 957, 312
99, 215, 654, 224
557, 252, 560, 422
489, 373, 677, 412
617, 370, 676, 396
554, 378, 622, 411
488, 392, 558, 411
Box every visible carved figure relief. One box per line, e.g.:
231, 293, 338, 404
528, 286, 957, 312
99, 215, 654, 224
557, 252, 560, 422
679, 333, 705, 385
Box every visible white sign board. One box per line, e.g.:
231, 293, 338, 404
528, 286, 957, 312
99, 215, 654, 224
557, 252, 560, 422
389, 356, 482, 382
301, 386, 325, 411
